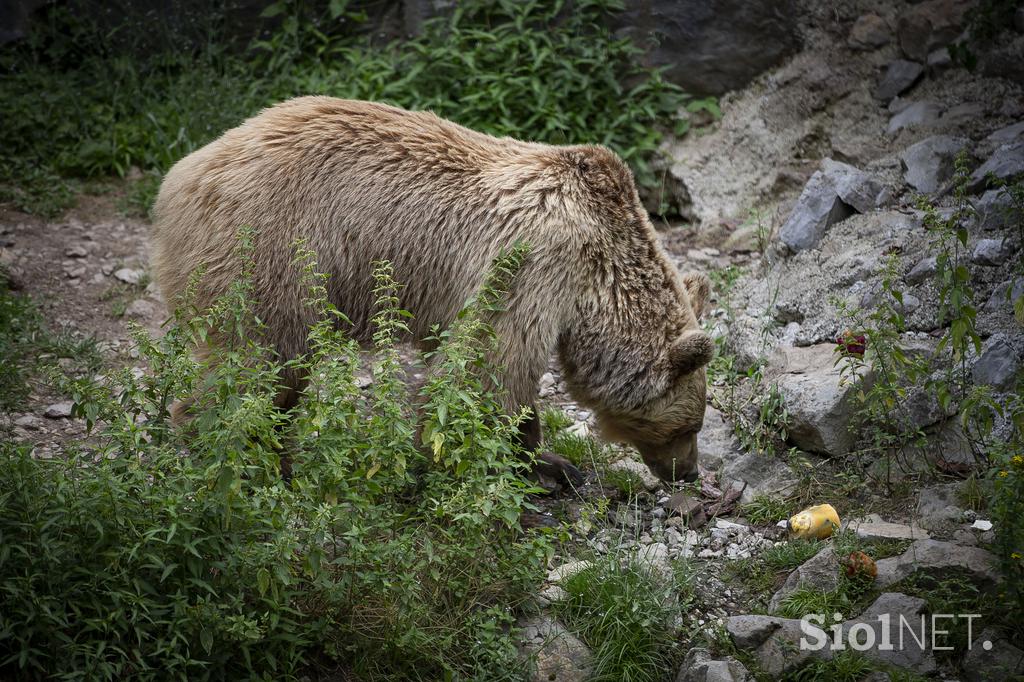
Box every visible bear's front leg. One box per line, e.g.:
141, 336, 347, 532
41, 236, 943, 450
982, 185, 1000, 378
517, 404, 584, 487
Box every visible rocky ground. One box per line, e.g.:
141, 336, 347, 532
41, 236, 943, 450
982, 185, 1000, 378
2, 1, 1024, 681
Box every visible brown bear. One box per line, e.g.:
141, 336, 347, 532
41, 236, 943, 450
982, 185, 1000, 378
151, 96, 713, 483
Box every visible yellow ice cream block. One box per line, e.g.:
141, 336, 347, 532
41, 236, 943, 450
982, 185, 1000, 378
788, 504, 840, 539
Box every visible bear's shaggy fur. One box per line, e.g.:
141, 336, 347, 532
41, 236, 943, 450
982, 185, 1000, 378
152, 96, 713, 482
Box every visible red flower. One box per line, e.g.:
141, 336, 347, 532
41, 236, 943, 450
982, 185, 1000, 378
836, 330, 867, 358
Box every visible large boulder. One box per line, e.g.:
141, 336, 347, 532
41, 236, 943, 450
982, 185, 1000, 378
874, 539, 1000, 588
609, 0, 799, 96
779, 160, 885, 251
842, 593, 937, 674
963, 628, 1024, 682
770, 344, 866, 456
897, 0, 974, 62
973, 336, 1021, 390
900, 135, 968, 194
969, 141, 1024, 192
874, 60, 924, 102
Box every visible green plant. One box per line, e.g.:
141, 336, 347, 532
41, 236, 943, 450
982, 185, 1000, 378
556, 552, 690, 682
0, 241, 553, 680
0, 278, 101, 410
601, 467, 646, 498
541, 407, 573, 433
742, 495, 791, 526
1, 0, 694, 217
781, 651, 874, 682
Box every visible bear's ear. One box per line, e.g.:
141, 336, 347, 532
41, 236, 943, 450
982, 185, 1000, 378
682, 271, 711, 319
563, 146, 632, 200
669, 329, 715, 378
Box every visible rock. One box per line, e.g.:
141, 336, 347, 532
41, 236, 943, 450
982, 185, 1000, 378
916, 482, 964, 530
113, 268, 145, 285
985, 278, 1024, 312
609, 0, 799, 96
43, 402, 74, 419
769, 546, 841, 612
963, 627, 1024, 682
676, 647, 750, 682
538, 584, 569, 606
771, 344, 863, 455
897, 0, 973, 62
519, 615, 592, 682
969, 141, 1024, 192
900, 135, 968, 194
845, 519, 931, 541
988, 120, 1024, 146
633, 542, 673, 579
905, 256, 938, 285
124, 298, 157, 320
64, 244, 88, 258
972, 519, 993, 531
973, 338, 1020, 390
887, 101, 942, 134
874, 60, 924, 102
566, 422, 590, 438
927, 46, 952, 71
973, 189, 1018, 230
666, 491, 705, 521
972, 238, 1014, 266
538, 372, 556, 397
848, 14, 890, 50
942, 102, 986, 125
778, 160, 883, 251
607, 456, 662, 491
725, 615, 828, 675
721, 450, 799, 505
695, 405, 739, 470
548, 560, 593, 584
843, 593, 937, 674
874, 539, 1000, 589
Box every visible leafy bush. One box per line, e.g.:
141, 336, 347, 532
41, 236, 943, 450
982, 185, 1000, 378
0, 0, 693, 216
0, 241, 552, 680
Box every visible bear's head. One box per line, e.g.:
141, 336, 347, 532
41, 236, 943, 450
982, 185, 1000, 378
594, 326, 713, 484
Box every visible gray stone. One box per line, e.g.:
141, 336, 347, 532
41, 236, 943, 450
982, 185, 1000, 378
633, 542, 673, 579
696, 405, 740, 470
963, 627, 1024, 682
771, 344, 864, 455
973, 338, 1020, 390
779, 160, 883, 251
124, 298, 157, 320
986, 120, 1024, 146
607, 456, 662, 491
972, 519, 993, 531
769, 546, 841, 612
874, 60, 924, 102
845, 519, 931, 541
843, 593, 937, 674
900, 135, 968, 193
927, 46, 953, 70
848, 13, 890, 50
969, 141, 1024, 192
519, 615, 592, 682
43, 401, 73, 419
916, 482, 964, 530
887, 101, 942, 134
874, 539, 1000, 588
897, 0, 973, 62
547, 560, 593, 584
973, 238, 1014, 266
779, 170, 855, 251
676, 647, 751, 682
725, 615, 829, 675
985, 278, 1024, 312
609, 0, 799, 96
721, 450, 799, 505
905, 256, 937, 285
973, 189, 1018, 230
942, 102, 986, 125
64, 244, 88, 258
113, 267, 145, 285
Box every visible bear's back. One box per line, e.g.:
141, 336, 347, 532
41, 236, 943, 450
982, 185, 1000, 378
151, 97, 583, 344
